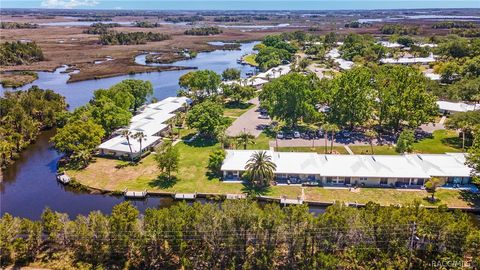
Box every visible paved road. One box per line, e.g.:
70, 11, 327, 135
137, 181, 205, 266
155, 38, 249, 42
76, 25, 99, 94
226, 97, 271, 138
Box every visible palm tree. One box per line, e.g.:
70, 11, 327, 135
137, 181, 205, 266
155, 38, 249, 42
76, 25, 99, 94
121, 129, 134, 162
245, 151, 277, 187
73, 149, 92, 168
133, 131, 147, 157
457, 121, 470, 151
320, 123, 330, 154
329, 124, 340, 153
216, 128, 231, 149
364, 129, 378, 154
236, 131, 255, 150
321, 123, 339, 154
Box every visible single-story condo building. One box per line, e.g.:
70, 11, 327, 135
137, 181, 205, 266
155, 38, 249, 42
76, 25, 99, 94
437, 101, 479, 114
98, 96, 190, 159
221, 150, 473, 187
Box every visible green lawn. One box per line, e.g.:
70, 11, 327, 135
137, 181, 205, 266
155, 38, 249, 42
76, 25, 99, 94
243, 54, 258, 66
223, 102, 254, 118
69, 129, 475, 208
248, 133, 272, 150
349, 145, 399, 155
413, 129, 462, 153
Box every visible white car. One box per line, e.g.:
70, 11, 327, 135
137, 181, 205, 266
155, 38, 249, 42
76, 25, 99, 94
293, 131, 301, 138
277, 131, 284, 139
258, 113, 270, 119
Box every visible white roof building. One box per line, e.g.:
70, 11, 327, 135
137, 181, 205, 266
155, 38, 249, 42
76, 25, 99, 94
98, 135, 161, 156
378, 41, 403, 48
256, 64, 291, 79
325, 48, 354, 70
98, 96, 190, 158
221, 150, 474, 184
436, 101, 479, 113
380, 53, 436, 64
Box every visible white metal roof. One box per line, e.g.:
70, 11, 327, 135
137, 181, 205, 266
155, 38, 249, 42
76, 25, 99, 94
221, 150, 472, 179
380, 53, 436, 64
98, 135, 161, 154
256, 64, 291, 79
409, 153, 472, 177
98, 96, 188, 154
436, 101, 479, 113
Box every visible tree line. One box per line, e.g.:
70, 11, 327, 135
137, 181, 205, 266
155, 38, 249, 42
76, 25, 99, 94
254, 34, 298, 70
0, 86, 66, 168
380, 24, 420, 35
0, 200, 478, 269
184, 27, 222, 36
432, 21, 478, 29
82, 22, 121, 35
260, 65, 437, 131
100, 31, 170, 45
1, 22, 38, 29
51, 79, 153, 167
0, 41, 44, 66
134, 21, 161, 28
164, 15, 204, 23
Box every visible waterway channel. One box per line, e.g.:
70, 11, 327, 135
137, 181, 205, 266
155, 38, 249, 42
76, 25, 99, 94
0, 42, 262, 219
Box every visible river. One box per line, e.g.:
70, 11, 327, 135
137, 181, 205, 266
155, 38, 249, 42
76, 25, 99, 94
0, 41, 260, 219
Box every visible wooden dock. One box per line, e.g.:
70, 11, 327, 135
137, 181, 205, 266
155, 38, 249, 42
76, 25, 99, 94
124, 189, 147, 199
280, 197, 303, 205
174, 192, 197, 200
226, 194, 247, 200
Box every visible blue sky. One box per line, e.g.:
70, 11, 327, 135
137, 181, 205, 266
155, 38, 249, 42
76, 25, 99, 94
1, 0, 479, 10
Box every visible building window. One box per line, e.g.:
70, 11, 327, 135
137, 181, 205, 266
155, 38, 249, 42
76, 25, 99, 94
360, 177, 367, 181
326, 177, 332, 183
380, 178, 388, 185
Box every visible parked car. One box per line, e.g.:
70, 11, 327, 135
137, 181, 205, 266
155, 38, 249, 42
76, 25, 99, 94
285, 132, 294, 139
293, 131, 301, 138
317, 129, 325, 138
258, 113, 270, 119
277, 131, 284, 139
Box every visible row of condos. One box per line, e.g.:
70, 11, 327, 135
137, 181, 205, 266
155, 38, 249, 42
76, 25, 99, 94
221, 150, 473, 187
97, 96, 190, 159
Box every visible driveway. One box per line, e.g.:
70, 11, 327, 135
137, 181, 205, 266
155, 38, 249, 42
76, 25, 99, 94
226, 97, 271, 138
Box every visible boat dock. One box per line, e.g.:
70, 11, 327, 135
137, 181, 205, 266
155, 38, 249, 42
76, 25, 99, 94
280, 197, 304, 205
226, 193, 247, 200
174, 192, 197, 200
124, 189, 147, 199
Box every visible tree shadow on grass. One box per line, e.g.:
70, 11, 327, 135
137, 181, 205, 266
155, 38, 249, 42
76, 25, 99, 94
241, 183, 271, 197
422, 196, 442, 205
441, 136, 463, 149
184, 136, 218, 148
148, 174, 178, 189
458, 190, 480, 208
225, 101, 252, 110
206, 171, 221, 181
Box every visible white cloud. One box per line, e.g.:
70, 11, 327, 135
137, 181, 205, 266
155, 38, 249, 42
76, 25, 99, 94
41, 0, 99, 9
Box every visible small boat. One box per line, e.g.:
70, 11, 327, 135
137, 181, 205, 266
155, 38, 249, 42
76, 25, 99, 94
56, 172, 71, 184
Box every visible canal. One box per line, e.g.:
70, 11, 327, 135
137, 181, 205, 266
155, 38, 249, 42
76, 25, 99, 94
0, 42, 260, 219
